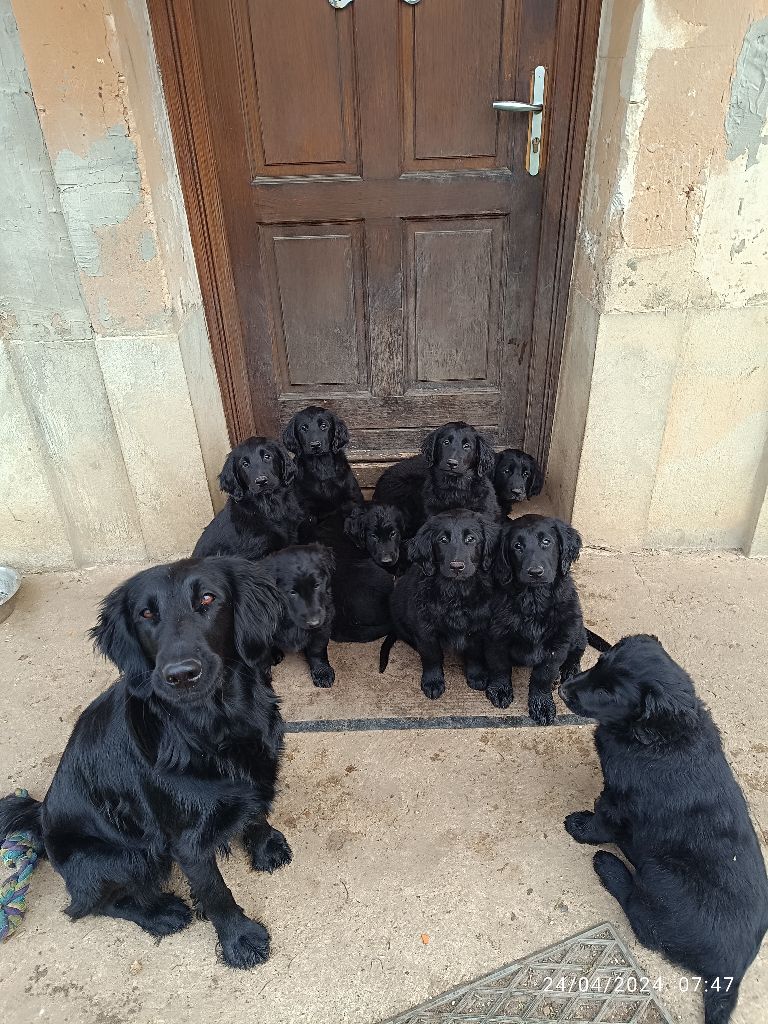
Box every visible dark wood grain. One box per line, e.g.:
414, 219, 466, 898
148, 0, 604, 468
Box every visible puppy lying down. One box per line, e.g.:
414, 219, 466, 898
561, 635, 768, 1024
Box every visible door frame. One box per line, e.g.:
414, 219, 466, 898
147, 0, 603, 466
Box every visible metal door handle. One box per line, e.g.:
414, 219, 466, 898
492, 100, 542, 114
493, 65, 546, 176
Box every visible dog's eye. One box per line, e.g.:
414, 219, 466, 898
200, 593, 215, 607
504, 467, 512, 474
319, 422, 328, 431
514, 541, 523, 551
463, 441, 471, 449
522, 469, 529, 477
440, 535, 449, 543
300, 424, 308, 432
443, 438, 450, 445
241, 457, 250, 467
140, 608, 154, 620
541, 538, 551, 547
290, 589, 297, 596
465, 534, 476, 543
263, 453, 271, 460
390, 530, 397, 539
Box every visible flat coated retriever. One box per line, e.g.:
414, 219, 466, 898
193, 437, 305, 559
315, 505, 403, 642
0, 558, 291, 968
493, 448, 544, 516
259, 545, 336, 687
380, 510, 498, 699
560, 635, 768, 1024
485, 514, 588, 724
373, 422, 499, 534
282, 406, 364, 522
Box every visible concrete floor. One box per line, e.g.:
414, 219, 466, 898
1, 550, 766, 1024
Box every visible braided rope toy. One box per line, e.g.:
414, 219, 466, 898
1, 789, 43, 941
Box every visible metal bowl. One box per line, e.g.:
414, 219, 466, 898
0, 566, 21, 624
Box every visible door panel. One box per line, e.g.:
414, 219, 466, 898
157, 0, 601, 472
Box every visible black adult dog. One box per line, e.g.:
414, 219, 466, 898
485, 514, 592, 724
561, 635, 768, 1024
315, 504, 404, 642
380, 511, 498, 699
282, 406, 363, 522
193, 437, 305, 560
493, 449, 544, 516
0, 558, 291, 968
373, 422, 499, 533
259, 545, 336, 687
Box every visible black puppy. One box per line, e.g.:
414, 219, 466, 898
259, 545, 336, 687
0, 558, 291, 968
315, 505, 403, 642
493, 448, 544, 516
485, 514, 587, 724
193, 436, 305, 559
374, 423, 499, 534
282, 406, 364, 522
380, 511, 498, 699
561, 636, 768, 1024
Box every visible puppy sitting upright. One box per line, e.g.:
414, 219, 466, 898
193, 436, 304, 559
561, 636, 768, 1024
282, 406, 363, 522
380, 510, 498, 699
485, 514, 587, 724
259, 545, 336, 687
0, 558, 291, 968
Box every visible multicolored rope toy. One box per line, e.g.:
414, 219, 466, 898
1, 789, 43, 941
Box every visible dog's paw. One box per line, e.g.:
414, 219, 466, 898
145, 894, 193, 936
465, 669, 488, 691
310, 663, 335, 688
592, 851, 633, 900
564, 811, 596, 843
529, 691, 557, 725
271, 648, 285, 667
218, 917, 271, 969
248, 828, 293, 873
485, 681, 513, 709
560, 659, 582, 682
421, 675, 446, 700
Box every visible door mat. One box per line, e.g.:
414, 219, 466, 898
381, 923, 674, 1024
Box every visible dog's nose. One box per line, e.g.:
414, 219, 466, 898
310, 440, 322, 451
510, 489, 525, 499
450, 560, 465, 571
447, 458, 459, 469
163, 659, 202, 688
380, 554, 394, 564
527, 565, 545, 579
253, 475, 267, 484
306, 618, 321, 629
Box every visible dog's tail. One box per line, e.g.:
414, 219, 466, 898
0, 789, 43, 844
379, 634, 397, 673
586, 628, 612, 653
703, 978, 741, 1024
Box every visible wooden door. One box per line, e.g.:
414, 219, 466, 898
150, 0, 601, 483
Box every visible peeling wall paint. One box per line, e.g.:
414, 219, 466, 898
726, 17, 768, 166
55, 125, 141, 277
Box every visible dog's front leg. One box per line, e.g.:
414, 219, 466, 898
564, 790, 621, 845
463, 637, 488, 692
418, 636, 445, 699
528, 661, 560, 725
177, 850, 270, 969
304, 632, 335, 688
485, 642, 513, 709
243, 813, 293, 873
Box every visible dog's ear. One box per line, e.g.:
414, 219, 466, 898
218, 449, 244, 502
275, 442, 296, 485
317, 545, 336, 578
633, 679, 699, 745
330, 413, 350, 453
526, 454, 544, 497
90, 583, 151, 678
475, 432, 496, 478
407, 522, 436, 576
553, 520, 582, 576
344, 507, 367, 549
230, 561, 285, 664
479, 517, 500, 571
494, 528, 515, 585
281, 415, 301, 455
420, 428, 440, 467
